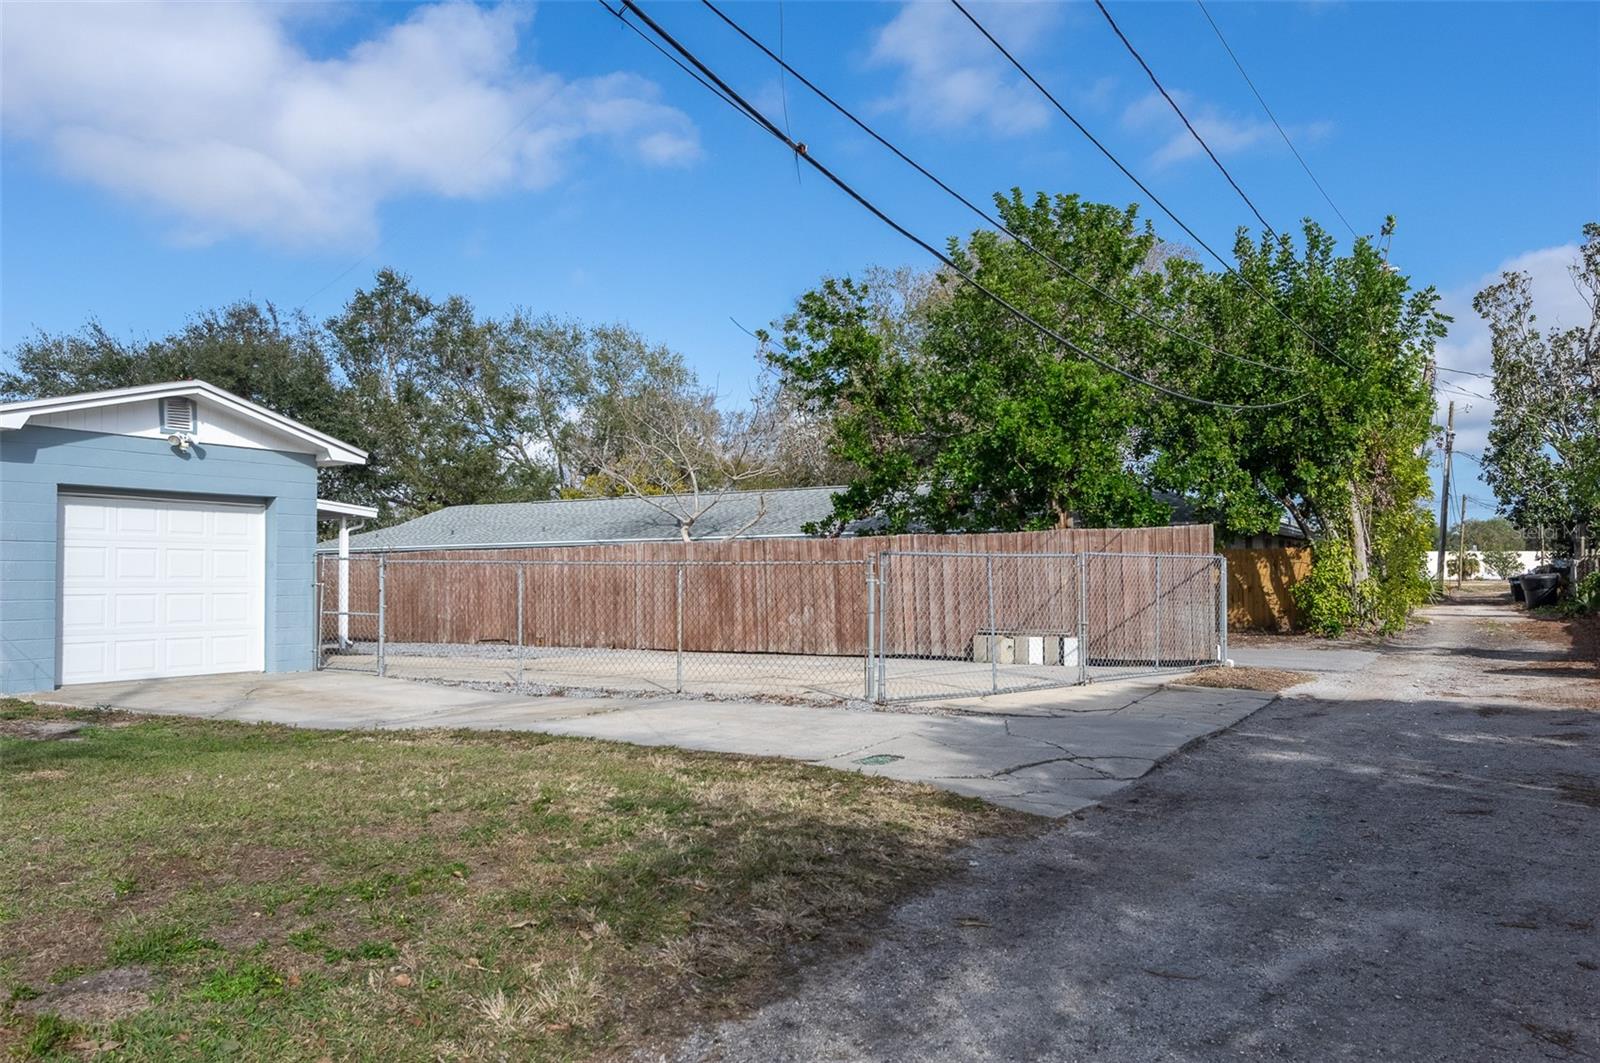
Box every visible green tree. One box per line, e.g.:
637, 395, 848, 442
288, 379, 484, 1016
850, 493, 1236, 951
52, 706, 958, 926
1480, 549, 1524, 579
1477, 222, 1599, 552
1, 302, 342, 427
1447, 516, 1525, 553
769, 193, 1174, 534
325, 269, 558, 518
1154, 219, 1444, 632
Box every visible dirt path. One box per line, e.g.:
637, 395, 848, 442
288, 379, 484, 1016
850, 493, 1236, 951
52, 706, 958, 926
671, 591, 1600, 1062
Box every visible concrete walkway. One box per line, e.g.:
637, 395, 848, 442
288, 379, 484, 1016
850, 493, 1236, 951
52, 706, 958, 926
30, 670, 1273, 817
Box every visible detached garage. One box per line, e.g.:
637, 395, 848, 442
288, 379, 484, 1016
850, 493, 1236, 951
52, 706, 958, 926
0, 381, 371, 695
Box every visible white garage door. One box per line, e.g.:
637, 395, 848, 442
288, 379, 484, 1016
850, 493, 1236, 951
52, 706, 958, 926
58, 494, 266, 684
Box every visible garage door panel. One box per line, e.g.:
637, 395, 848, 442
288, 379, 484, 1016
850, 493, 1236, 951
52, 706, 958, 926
212, 550, 253, 581
116, 548, 158, 579
211, 635, 250, 669
113, 640, 159, 674
63, 546, 107, 580
114, 594, 158, 626
214, 511, 255, 538
117, 507, 158, 534
60, 641, 106, 678
165, 594, 206, 625
165, 549, 206, 580
167, 509, 206, 536
63, 505, 107, 533
164, 638, 206, 670
213, 593, 250, 624
61, 594, 106, 628
59, 495, 265, 685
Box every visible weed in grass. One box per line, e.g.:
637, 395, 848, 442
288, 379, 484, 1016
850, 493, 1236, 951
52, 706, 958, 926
287, 929, 398, 965
194, 961, 282, 1003
108, 925, 218, 967
473, 988, 535, 1035
23, 1013, 80, 1057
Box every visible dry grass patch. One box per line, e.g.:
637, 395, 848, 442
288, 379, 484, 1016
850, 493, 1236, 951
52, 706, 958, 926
1180, 666, 1315, 692
0, 699, 1031, 1060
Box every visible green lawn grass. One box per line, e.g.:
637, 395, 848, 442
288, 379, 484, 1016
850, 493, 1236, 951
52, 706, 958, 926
0, 699, 1030, 1060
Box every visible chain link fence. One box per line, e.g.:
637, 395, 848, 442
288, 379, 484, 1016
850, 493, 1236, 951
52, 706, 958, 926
868, 551, 1225, 702
316, 548, 1226, 705
317, 556, 870, 702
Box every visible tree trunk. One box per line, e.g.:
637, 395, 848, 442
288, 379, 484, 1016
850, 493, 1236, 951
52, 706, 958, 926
1349, 490, 1371, 586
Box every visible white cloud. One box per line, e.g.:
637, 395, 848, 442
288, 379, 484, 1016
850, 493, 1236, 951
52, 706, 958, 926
1431, 242, 1585, 473
0, 2, 700, 247
867, 1, 1061, 136
1121, 89, 1328, 170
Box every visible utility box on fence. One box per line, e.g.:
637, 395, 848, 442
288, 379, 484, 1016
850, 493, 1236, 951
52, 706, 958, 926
972, 631, 1080, 667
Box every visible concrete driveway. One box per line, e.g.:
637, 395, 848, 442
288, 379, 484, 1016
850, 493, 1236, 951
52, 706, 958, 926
28, 669, 1273, 817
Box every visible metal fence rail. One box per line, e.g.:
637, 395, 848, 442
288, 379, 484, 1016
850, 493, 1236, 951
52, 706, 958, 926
316, 548, 1226, 705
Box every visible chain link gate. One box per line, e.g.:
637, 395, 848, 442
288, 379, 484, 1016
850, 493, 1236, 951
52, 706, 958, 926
867, 550, 1226, 703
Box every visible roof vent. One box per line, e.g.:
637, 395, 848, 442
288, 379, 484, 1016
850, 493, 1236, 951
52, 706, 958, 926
159, 393, 196, 435
160, 396, 196, 434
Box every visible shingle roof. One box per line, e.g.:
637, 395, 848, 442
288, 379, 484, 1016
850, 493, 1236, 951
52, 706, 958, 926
323, 486, 850, 552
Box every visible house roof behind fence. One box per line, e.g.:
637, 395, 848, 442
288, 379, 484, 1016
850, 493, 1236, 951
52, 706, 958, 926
324, 486, 853, 552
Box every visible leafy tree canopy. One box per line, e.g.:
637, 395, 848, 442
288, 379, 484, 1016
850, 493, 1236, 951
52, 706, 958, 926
1478, 222, 1599, 550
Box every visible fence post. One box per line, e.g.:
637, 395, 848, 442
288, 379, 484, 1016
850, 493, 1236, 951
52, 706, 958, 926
675, 564, 685, 694
1077, 554, 1089, 685
376, 555, 387, 678
1153, 555, 1163, 670
313, 581, 324, 670
985, 554, 997, 694
1217, 555, 1229, 664
516, 565, 525, 690
864, 563, 877, 702
876, 553, 889, 702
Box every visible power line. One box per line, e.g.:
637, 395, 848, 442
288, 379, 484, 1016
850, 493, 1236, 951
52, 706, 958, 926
1092, 0, 1277, 239
949, 0, 1358, 375
699, 0, 1306, 378
1193, 0, 1358, 240
601, 1, 758, 127
610, 0, 1308, 412
1434, 379, 1491, 401
1436, 365, 1493, 379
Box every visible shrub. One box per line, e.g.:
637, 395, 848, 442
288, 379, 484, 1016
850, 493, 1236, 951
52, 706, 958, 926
1569, 571, 1600, 615
1292, 539, 1358, 636
1481, 549, 1524, 579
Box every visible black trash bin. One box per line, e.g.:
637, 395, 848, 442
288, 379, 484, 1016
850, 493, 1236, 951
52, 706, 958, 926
1522, 572, 1561, 608
1509, 576, 1525, 602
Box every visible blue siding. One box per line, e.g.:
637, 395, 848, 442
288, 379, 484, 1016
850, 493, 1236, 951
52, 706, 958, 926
0, 425, 319, 694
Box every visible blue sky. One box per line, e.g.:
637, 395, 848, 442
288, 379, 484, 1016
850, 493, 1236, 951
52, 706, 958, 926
3, 0, 1597, 514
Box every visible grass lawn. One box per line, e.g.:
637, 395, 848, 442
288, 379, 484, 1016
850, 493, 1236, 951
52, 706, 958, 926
0, 699, 1031, 1060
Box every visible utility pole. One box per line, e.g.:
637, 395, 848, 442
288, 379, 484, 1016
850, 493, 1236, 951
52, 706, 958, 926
1457, 494, 1468, 588
1436, 401, 1454, 591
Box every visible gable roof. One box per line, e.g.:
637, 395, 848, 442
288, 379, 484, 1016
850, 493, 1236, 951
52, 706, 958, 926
0, 380, 367, 467
326, 486, 852, 552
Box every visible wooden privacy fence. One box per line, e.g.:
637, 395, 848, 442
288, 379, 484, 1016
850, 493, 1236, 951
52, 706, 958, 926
875, 550, 1221, 664
1223, 546, 1312, 631
318, 525, 1218, 660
